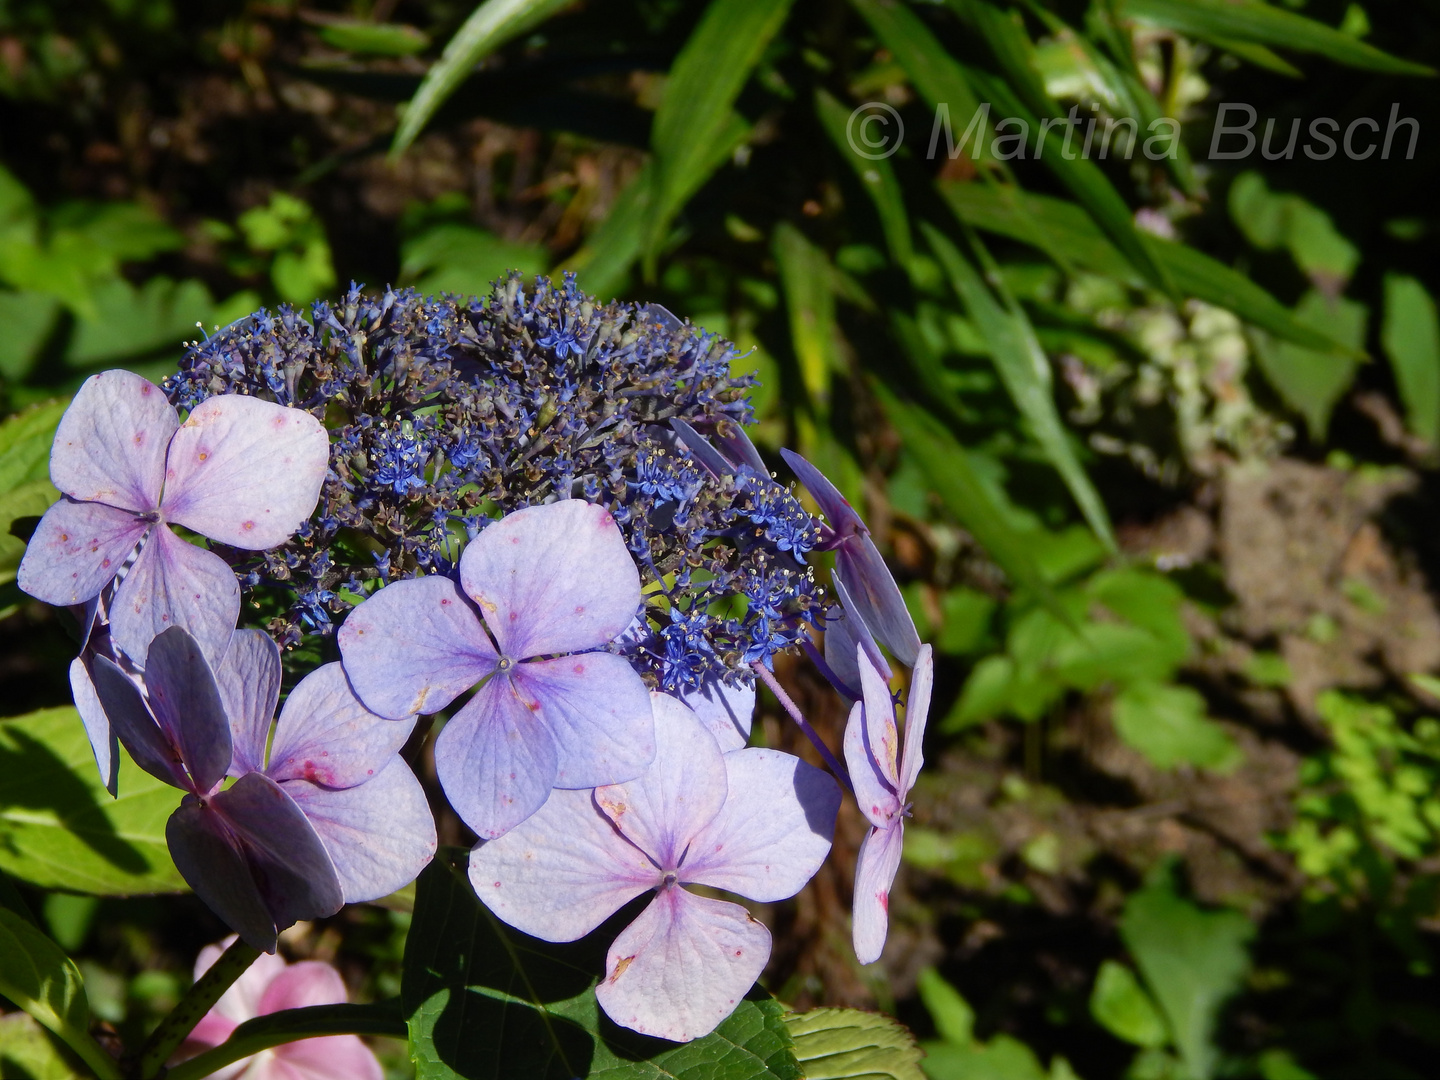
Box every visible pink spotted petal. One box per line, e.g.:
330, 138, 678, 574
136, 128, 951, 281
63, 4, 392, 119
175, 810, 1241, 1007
433, 679, 559, 840
851, 821, 904, 965
70, 656, 118, 796
144, 626, 233, 795
595, 888, 770, 1043
843, 698, 901, 831
270, 663, 415, 788
458, 501, 639, 659
857, 643, 900, 790
49, 370, 176, 513
161, 395, 329, 549
17, 498, 147, 608
337, 575, 497, 720
469, 787, 659, 942
214, 629, 282, 776
510, 653, 654, 789
283, 761, 436, 904
674, 677, 755, 752
681, 748, 840, 902
898, 644, 933, 798
110, 525, 239, 665
594, 693, 725, 871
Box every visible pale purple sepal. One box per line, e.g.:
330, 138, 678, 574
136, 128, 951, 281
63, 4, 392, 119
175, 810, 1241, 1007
827, 576, 891, 685
899, 645, 932, 795
458, 500, 640, 658
109, 525, 239, 665
851, 818, 905, 965
675, 675, 755, 751
269, 663, 416, 788
337, 575, 498, 720
70, 656, 118, 796
284, 761, 437, 904
49, 369, 176, 512
161, 393, 330, 550
213, 629, 281, 776
17, 499, 147, 607
844, 698, 899, 831
468, 787, 658, 941
595, 887, 771, 1043
515, 653, 655, 789
683, 748, 840, 902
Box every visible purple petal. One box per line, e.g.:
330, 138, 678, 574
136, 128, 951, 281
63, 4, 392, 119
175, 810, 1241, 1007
594, 693, 725, 870
469, 787, 659, 942
682, 749, 839, 902
144, 627, 232, 794
110, 525, 239, 664
70, 657, 118, 796
161, 395, 330, 550
857, 643, 901, 789
90, 654, 188, 789
712, 418, 767, 474
433, 680, 559, 840
898, 644, 933, 797
780, 448, 864, 537
49, 370, 175, 513
843, 698, 901, 831
273, 1033, 382, 1080
17, 498, 146, 607
595, 887, 770, 1042
512, 653, 654, 789
211, 773, 344, 942
674, 676, 755, 752
283, 760, 436, 904
270, 663, 415, 788
851, 822, 904, 965
213, 629, 281, 776
167, 798, 282, 953
337, 576, 496, 720
458, 501, 639, 658
828, 576, 890, 682
669, 419, 731, 479
836, 537, 922, 667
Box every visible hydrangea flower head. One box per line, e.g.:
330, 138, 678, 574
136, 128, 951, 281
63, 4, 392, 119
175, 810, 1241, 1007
18, 369, 328, 662
173, 936, 382, 1080
91, 626, 435, 952
470, 692, 841, 1042
338, 499, 655, 839
844, 641, 933, 964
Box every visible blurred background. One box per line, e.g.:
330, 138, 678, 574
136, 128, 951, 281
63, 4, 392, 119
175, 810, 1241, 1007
0, 1, 1438, 1077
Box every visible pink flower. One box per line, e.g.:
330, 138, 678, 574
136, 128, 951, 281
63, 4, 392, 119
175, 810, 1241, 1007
173, 937, 382, 1080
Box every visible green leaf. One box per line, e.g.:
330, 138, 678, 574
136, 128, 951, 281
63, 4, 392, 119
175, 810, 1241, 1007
1252, 290, 1366, 441
922, 223, 1114, 551
644, 0, 795, 265
783, 1007, 926, 1080
940, 182, 1360, 357
391, 0, 576, 155
0, 908, 119, 1080
65, 277, 217, 368
1381, 274, 1440, 445
0, 706, 186, 895
403, 850, 801, 1080
1228, 173, 1358, 290
0, 399, 67, 495
921, 1034, 1049, 1080
1120, 874, 1254, 1080
1117, 0, 1434, 75
1089, 960, 1169, 1049
1111, 683, 1241, 771
916, 968, 974, 1046
317, 19, 430, 57
773, 223, 840, 410
400, 224, 547, 298
0, 291, 60, 381
815, 89, 914, 270
562, 160, 653, 298
0, 1010, 86, 1079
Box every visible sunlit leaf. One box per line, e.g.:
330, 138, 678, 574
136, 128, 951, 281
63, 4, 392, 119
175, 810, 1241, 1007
1381, 274, 1440, 446
0, 291, 60, 381
1112, 683, 1241, 772
0, 399, 67, 495
773, 223, 840, 411
784, 1007, 926, 1080
0, 1011, 85, 1080
1089, 960, 1169, 1049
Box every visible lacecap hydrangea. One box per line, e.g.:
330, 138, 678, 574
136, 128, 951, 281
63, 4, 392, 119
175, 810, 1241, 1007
164, 275, 824, 693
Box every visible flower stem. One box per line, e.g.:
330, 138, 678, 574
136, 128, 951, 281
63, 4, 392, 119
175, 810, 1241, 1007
163, 1002, 406, 1080
751, 660, 853, 793
133, 936, 260, 1078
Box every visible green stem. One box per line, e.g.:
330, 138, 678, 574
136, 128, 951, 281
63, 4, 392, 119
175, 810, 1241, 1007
63, 1026, 123, 1080
133, 936, 260, 1078
163, 1003, 407, 1080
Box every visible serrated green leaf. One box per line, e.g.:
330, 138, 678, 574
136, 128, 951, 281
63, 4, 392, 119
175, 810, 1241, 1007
1381, 274, 1440, 445
1120, 875, 1254, 1080
1111, 683, 1241, 771
1117, 0, 1434, 75
0, 399, 67, 494
783, 1007, 925, 1080
940, 183, 1361, 357
0, 1011, 86, 1079
922, 223, 1114, 551
1089, 960, 1169, 1049
392, 0, 574, 154
644, 0, 794, 266
0, 707, 186, 895
1252, 290, 1366, 441
403, 850, 801, 1080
